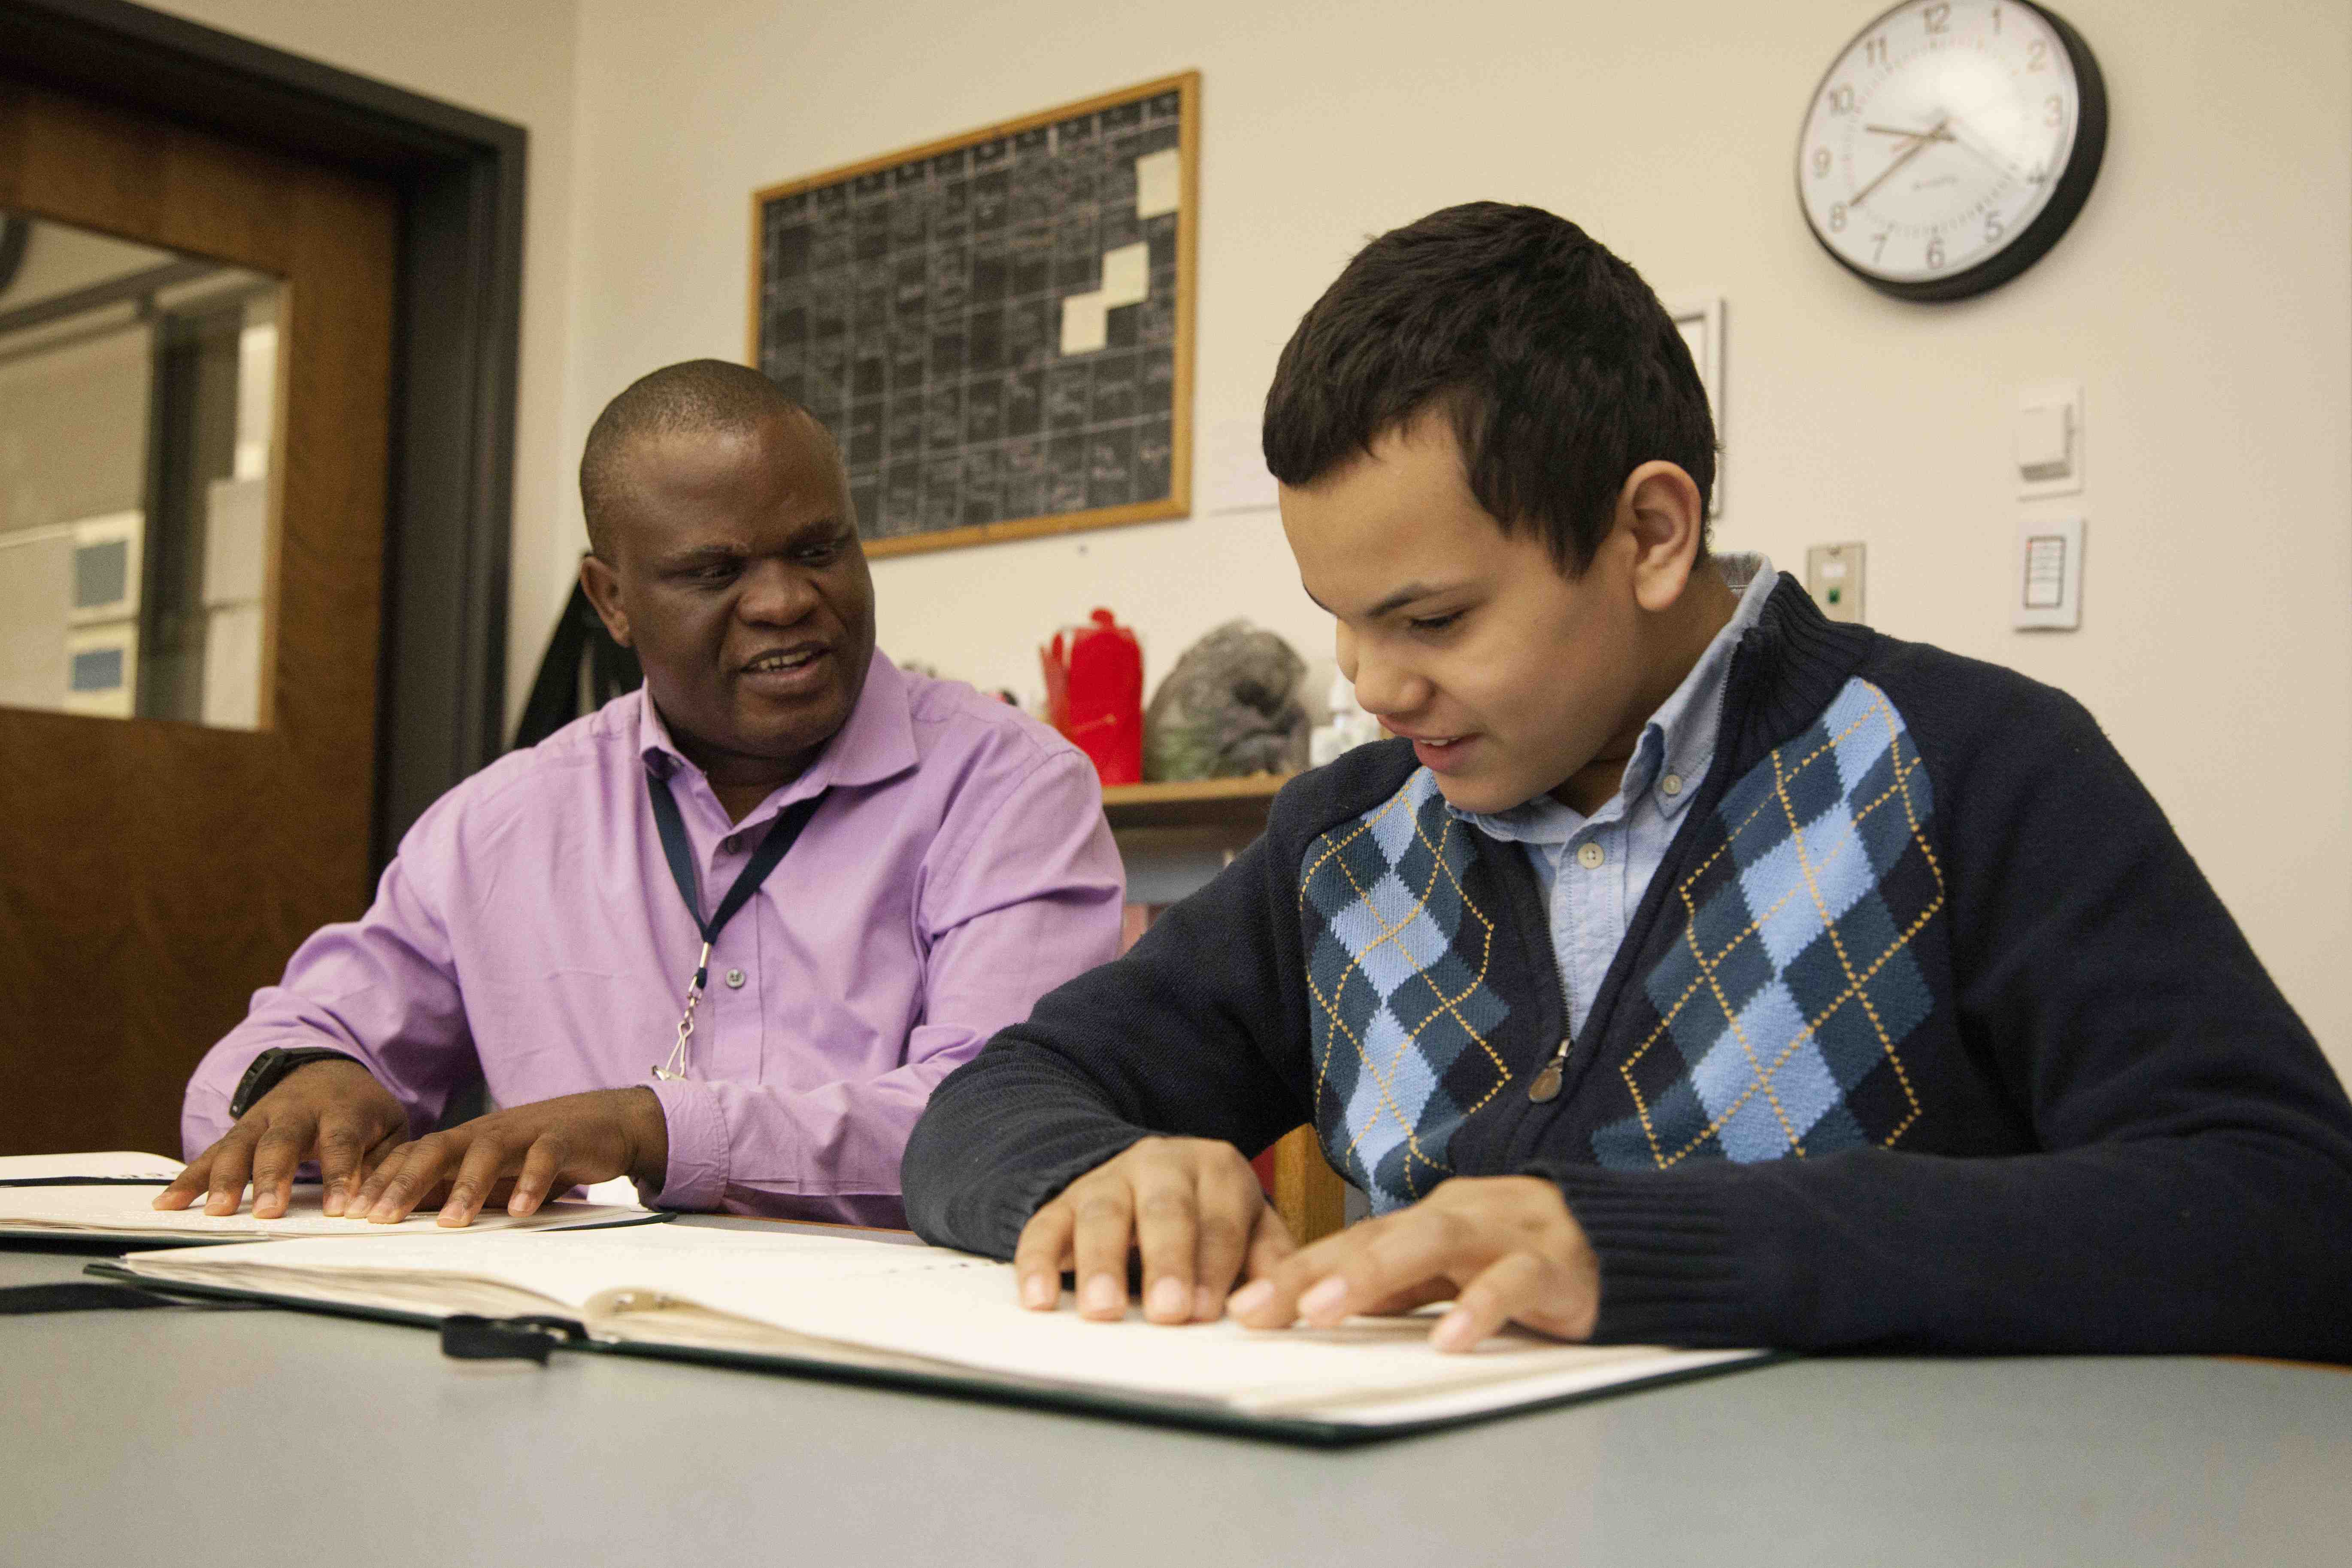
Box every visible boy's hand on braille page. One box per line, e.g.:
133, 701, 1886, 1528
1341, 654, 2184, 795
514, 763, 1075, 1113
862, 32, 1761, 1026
1012, 1136, 1296, 1324
1226, 1176, 1601, 1352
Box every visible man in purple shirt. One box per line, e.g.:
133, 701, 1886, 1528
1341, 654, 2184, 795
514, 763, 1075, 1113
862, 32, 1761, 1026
159, 360, 1123, 1228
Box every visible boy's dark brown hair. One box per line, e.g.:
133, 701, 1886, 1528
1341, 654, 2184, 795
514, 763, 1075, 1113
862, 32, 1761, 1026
1262, 202, 1716, 572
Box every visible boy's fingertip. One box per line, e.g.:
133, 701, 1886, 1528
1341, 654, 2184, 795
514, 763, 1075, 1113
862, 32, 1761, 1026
1298, 1275, 1350, 1321
1019, 1273, 1058, 1310
1227, 1279, 1275, 1319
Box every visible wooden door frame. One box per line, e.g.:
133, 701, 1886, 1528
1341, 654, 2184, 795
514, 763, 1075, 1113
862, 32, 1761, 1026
0, 0, 524, 872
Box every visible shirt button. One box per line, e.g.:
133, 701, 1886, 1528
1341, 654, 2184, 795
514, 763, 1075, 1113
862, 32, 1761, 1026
1576, 842, 1606, 870
721, 835, 742, 854
724, 968, 746, 989
1661, 773, 1684, 798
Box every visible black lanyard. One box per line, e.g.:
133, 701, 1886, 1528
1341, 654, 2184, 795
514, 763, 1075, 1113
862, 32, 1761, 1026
645, 772, 825, 1080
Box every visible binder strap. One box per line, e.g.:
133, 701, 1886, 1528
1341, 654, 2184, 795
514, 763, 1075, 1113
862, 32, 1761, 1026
0, 1282, 184, 1314
439, 1313, 591, 1365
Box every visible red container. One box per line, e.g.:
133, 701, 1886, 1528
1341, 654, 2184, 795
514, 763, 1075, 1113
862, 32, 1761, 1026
1042, 608, 1143, 786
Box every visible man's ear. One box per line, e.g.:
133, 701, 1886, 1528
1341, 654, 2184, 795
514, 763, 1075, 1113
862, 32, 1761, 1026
1615, 462, 1706, 614
579, 551, 634, 649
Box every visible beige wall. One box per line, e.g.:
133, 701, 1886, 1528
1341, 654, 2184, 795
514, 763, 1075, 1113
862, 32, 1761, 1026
147, 0, 582, 727
561, 0, 2352, 1077
140, 0, 2352, 1080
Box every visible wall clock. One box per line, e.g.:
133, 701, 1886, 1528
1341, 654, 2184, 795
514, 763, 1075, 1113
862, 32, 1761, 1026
1797, 0, 2107, 302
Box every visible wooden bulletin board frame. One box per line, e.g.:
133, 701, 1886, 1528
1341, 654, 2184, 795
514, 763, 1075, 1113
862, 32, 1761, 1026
747, 71, 1200, 560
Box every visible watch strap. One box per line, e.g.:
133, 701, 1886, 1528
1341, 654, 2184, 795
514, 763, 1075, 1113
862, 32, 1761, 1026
228, 1047, 362, 1118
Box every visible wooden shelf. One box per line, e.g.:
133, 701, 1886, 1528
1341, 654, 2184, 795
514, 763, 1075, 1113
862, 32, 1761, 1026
1100, 774, 1289, 833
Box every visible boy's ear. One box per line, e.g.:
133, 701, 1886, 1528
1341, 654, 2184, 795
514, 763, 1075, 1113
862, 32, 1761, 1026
1615, 461, 1706, 614
579, 552, 635, 648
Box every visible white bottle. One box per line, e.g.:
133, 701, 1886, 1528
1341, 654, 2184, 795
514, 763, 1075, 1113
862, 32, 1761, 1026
1310, 671, 1383, 767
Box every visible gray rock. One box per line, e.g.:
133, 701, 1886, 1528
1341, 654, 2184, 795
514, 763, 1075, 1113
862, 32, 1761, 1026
1143, 620, 1309, 782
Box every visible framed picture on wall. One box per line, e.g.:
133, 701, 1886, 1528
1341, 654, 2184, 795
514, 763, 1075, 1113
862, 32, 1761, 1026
1664, 293, 1724, 518
749, 72, 1200, 559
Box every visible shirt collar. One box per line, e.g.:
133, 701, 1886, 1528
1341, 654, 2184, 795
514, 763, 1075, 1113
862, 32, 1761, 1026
635, 648, 919, 822
1629, 551, 1774, 818
1452, 552, 1775, 843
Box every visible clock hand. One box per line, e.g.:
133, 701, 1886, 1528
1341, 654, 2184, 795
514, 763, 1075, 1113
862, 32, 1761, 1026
1863, 123, 1957, 141
1849, 116, 1950, 208
1939, 114, 2030, 183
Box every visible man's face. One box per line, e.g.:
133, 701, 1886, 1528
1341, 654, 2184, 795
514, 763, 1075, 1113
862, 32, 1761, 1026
1281, 412, 1652, 817
582, 413, 876, 785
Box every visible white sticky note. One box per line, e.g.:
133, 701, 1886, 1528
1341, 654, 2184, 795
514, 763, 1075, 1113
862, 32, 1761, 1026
1100, 242, 1149, 307
1059, 291, 1108, 356
1205, 416, 1279, 515
1134, 148, 1181, 219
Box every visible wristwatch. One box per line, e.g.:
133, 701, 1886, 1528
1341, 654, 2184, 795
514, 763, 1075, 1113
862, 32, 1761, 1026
228, 1047, 363, 1118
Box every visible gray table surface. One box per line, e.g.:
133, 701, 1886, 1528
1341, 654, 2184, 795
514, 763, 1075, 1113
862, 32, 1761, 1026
5, 1231, 2347, 1568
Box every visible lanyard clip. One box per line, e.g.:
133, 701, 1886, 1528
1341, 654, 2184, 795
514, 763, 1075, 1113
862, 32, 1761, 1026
652, 940, 712, 1083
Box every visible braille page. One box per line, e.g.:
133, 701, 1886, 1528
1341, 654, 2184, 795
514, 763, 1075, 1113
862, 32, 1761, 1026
121, 1225, 1761, 1428
0, 1151, 184, 1182
3, 1185, 650, 1243
125, 1224, 972, 1310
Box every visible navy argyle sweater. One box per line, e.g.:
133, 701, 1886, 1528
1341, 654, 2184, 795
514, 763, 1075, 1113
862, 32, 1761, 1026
904, 578, 2352, 1359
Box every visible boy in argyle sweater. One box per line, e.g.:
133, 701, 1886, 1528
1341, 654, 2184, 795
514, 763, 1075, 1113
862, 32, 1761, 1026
903, 203, 2352, 1359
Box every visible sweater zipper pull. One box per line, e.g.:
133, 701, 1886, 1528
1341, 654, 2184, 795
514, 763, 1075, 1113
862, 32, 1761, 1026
1528, 1039, 1570, 1103
1531, 952, 1574, 1102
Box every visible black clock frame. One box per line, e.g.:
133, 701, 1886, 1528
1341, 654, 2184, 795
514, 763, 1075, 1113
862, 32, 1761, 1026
1798, 0, 2109, 303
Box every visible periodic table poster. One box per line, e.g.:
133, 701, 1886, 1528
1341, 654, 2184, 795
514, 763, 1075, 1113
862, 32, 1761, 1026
749, 73, 1197, 557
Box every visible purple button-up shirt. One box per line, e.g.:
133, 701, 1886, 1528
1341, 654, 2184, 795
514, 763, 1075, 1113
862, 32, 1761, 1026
182, 651, 1124, 1226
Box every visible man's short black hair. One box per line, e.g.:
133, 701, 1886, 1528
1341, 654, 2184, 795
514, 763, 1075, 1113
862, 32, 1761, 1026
579, 358, 838, 558
1262, 202, 1716, 573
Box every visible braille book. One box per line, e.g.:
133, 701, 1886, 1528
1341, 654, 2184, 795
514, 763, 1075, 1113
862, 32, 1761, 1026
109, 1221, 1767, 1444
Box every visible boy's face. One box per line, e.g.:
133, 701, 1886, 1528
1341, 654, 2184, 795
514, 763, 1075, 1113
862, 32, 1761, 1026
1282, 412, 1675, 817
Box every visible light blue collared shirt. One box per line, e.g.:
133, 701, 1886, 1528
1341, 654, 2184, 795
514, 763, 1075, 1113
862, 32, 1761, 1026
1452, 553, 1774, 1042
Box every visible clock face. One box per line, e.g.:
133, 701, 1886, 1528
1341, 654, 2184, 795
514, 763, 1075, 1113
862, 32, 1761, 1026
1797, 0, 2107, 300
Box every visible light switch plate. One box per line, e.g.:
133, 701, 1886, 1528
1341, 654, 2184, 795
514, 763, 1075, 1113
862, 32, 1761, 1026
2015, 403, 2069, 475
1805, 542, 1866, 624
2013, 516, 2084, 630
2016, 379, 2084, 499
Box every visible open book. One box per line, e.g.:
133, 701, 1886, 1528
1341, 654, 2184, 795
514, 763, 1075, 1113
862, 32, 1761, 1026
0, 1152, 655, 1244
111, 1221, 1769, 1442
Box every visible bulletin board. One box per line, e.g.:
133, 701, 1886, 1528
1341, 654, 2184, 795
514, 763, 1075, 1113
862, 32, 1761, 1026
748, 72, 1198, 558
